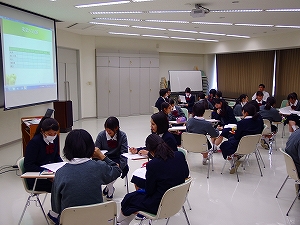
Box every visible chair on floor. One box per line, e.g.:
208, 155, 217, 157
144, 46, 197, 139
152, 106, 159, 114
60, 201, 117, 225
203, 109, 212, 119
17, 157, 49, 225
262, 119, 277, 154
221, 134, 262, 182
138, 177, 192, 225
276, 148, 300, 216
181, 108, 189, 119
280, 99, 288, 138
181, 132, 213, 178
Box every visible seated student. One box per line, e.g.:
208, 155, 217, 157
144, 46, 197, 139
48, 129, 122, 225
186, 102, 219, 165
178, 87, 195, 116
251, 91, 266, 107
24, 117, 63, 193
95, 116, 128, 200
251, 83, 270, 102
284, 92, 300, 134
285, 127, 300, 195
233, 94, 248, 116
165, 88, 172, 103
216, 90, 223, 99
155, 89, 168, 111
212, 98, 237, 129
168, 99, 186, 121
117, 134, 189, 225
259, 97, 282, 149
207, 89, 217, 106
219, 103, 264, 174
161, 102, 172, 117
197, 91, 214, 110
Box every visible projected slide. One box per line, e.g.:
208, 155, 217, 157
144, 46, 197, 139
1, 17, 57, 109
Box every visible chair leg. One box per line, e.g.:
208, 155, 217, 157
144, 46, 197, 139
182, 205, 191, 225
254, 151, 263, 177
138, 217, 147, 225
233, 158, 240, 182
36, 195, 50, 225
124, 175, 129, 193
41, 193, 48, 206
18, 195, 31, 225
286, 190, 300, 216
276, 175, 289, 198
165, 217, 170, 225
256, 149, 265, 168
221, 159, 227, 174
186, 197, 192, 210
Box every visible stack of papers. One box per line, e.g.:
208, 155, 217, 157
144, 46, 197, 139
122, 153, 148, 160
41, 162, 67, 173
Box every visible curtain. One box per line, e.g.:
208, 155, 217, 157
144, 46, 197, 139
216, 51, 275, 99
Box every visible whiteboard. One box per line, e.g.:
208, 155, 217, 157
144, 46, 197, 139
169, 71, 203, 93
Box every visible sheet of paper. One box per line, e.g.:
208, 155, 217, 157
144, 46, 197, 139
41, 162, 67, 172
179, 95, 186, 103
279, 106, 292, 115
122, 153, 148, 160
132, 167, 146, 179
224, 124, 237, 129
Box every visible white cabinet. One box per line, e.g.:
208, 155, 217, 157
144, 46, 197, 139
96, 52, 159, 118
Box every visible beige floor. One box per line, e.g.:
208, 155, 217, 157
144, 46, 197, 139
0, 115, 299, 225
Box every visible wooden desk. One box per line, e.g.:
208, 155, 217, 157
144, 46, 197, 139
168, 126, 186, 132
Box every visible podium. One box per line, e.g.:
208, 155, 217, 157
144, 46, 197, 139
21, 116, 43, 156
54, 101, 73, 133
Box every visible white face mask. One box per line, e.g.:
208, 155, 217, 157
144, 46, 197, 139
45, 134, 57, 143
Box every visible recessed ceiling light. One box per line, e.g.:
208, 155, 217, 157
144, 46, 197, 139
75, 1, 130, 8
94, 18, 141, 21
148, 10, 190, 13
132, 0, 153, 2
145, 20, 189, 23
170, 37, 195, 40
168, 29, 198, 33
199, 32, 226, 36
142, 34, 169, 38
90, 22, 129, 27
226, 34, 250, 38
132, 26, 166, 30
109, 32, 140, 36
196, 38, 219, 42
91, 11, 143, 14
235, 23, 274, 27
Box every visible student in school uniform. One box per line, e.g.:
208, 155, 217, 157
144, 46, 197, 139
212, 98, 237, 128
178, 87, 195, 116
251, 91, 266, 108
207, 89, 217, 106
24, 117, 63, 193
196, 91, 214, 110
220, 103, 264, 174
251, 84, 270, 102
161, 102, 172, 116
186, 102, 219, 165
155, 89, 168, 111
284, 92, 300, 134
95, 116, 129, 200
233, 94, 248, 116
168, 99, 186, 121
117, 134, 189, 225
48, 129, 122, 225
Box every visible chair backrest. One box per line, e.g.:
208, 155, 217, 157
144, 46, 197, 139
155, 178, 192, 220
181, 108, 188, 119
280, 99, 288, 108
203, 109, 212, 119
235, 134, 261, 155
60, 201, 117, 225
181, 132, 208, 153
262, 119, 272, 135
279, 148, 300, 181
177, 147, 187, 157
152, 106, 159, 114
17, 157, 31, 193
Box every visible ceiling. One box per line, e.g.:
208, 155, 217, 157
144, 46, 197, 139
2, 0, 300, 43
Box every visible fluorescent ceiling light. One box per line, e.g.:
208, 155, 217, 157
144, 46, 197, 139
94, 17, 141, 21
132, 0, 153, 2
196, 38, 219, 42
132, 26, 166, 30
91, 11, 143, 14
109, 32, 140, 36
145, 20, 189, 23
235, 23, 274, 27
226, 34, 250, 38
266, 9, 300, 12
90, 21, 129, 27
170, 37, 195, 40
142, 34, 169, 38
275, 25, 300, 29
168, 29, 198, 33
211, 9, 262, 13
199, 32, 226, 36
76, 1, 130, 8
148, 10, 190, 13
192, 22, 233, 26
